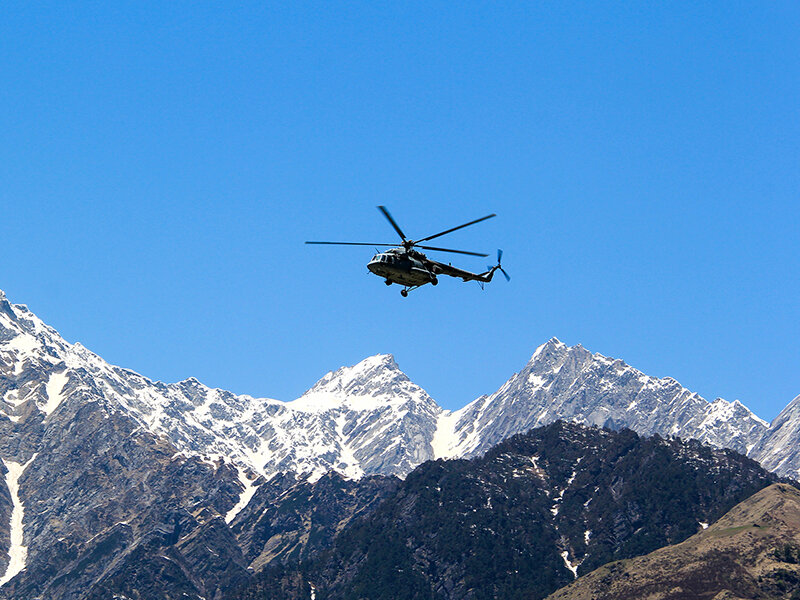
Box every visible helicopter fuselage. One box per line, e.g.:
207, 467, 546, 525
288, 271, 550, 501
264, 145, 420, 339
367, 248, 437, 286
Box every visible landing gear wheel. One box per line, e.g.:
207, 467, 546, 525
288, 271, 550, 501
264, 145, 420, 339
431, 277, 438, 286
400, 289, 408, 297
385, 280, 392, 286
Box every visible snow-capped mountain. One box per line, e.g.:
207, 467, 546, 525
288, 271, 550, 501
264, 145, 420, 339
0, 290, 438, 482
434, 338, 770, 460
1, 289, 789, 485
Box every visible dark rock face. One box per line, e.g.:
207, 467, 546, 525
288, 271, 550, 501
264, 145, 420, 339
270, 422, 783, 600
232, 471, 400, 571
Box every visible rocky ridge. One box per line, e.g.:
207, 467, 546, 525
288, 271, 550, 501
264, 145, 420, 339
751, 394, 800, 481
0, 289, 439, 482
435, 338, 769, 460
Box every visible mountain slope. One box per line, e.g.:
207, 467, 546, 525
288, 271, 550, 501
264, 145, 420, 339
230, 470, 401, 571
750, 395, 800, 481
3, 287, 776, 487
546, 482, 800, 600
239, 422, 783, 600
1, 287, 798, 599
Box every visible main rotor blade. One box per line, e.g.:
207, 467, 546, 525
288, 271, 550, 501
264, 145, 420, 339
377, 206, 407, 241
417, 245, 489, 257
305, 241, 399, 247
416, 213, 496, 244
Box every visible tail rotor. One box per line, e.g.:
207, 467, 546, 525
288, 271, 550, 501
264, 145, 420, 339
495, 249, 510, 281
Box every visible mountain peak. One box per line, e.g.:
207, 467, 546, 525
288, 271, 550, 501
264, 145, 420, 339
529, 337, 567, 362
291, 353, 434, 413
354, 352, 398, 370
309, 353, 402, 390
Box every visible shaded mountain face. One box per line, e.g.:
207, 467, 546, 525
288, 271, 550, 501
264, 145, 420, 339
238, 422, 782, 600
545, 483, 800, 600
230, 470, 401, 572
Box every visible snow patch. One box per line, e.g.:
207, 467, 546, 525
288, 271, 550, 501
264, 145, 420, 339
225, 467, 260, 524
5, 334, 38, 356
431, 410, 461, 459
42, 370, 69, 415
527, 374, 546, 387
560, 550, 579, 579
0, 454, 37, 586
334, 414, 364, 479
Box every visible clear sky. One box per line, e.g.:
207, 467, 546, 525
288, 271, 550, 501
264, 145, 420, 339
1, 3, 798, 419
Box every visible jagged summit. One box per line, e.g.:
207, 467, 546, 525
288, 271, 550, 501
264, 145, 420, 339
302, 353, 402, 394
293, 353, 431, 413
529, 336, 567, 361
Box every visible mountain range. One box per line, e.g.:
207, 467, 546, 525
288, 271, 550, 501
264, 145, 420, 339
1, 287, 799, 598
1, 288, 796, 484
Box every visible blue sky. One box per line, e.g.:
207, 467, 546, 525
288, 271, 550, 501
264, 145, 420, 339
1, 3, 798, 418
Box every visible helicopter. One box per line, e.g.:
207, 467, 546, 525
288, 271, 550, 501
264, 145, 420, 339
306, 206, 510, 297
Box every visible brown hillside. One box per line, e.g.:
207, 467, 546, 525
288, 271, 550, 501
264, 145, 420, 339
546, 483, 800, 600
